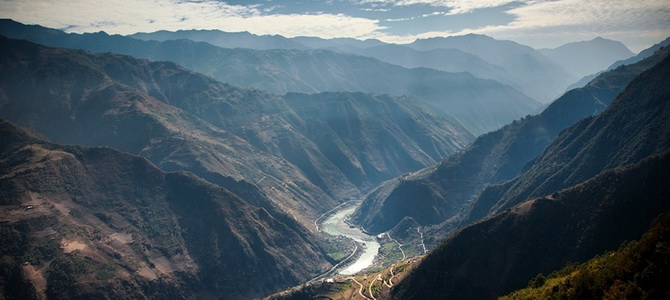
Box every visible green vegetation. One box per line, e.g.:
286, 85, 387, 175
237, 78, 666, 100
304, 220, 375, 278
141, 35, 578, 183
501, 215, 670, 299
322, 236, 356, 262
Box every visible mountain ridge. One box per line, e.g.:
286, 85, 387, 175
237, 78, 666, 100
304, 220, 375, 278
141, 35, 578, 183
352, 42, 670, 236
391, 53, 670, 299
0, 119, 330, 299
0, 19, 541, 135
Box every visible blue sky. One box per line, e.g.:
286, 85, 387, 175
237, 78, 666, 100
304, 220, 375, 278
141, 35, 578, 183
1, 0, 669, 52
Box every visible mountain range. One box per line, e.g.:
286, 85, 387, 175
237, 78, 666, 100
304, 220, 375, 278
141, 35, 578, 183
129, 27, 635, 105
1, 16, 668, 300
392, 53, 670, 298
0, 19, 546, 135
0, 35, 476, 228
353, 43, 670, 238
267, 40, 670, 300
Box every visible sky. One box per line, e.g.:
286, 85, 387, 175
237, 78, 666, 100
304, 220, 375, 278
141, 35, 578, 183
1, 0, 669, 52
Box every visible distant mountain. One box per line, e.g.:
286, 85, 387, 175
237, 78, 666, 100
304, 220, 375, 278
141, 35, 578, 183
565, 36, 670, 90
0, 119, 330, 299
539, 37, 634, 78
466, 51, 670, 223
0, 36, 476, 226
609, 36, 670, 69
391, 52, 670, 300
129, 29, 309, 50
346, 44, 522, 94
409, 34, 578, 103
352, 44, 670, 236
290, 36, 386, 51
0, 19, 540, 135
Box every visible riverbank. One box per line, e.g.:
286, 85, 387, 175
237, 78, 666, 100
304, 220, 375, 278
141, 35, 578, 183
320, 203, 381, 276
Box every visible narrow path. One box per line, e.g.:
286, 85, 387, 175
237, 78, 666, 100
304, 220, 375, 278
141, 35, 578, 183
384, 265, 395, 288
368, 275, 380, 300
385, 233, 406, 260
417, 227, 427, 254
352, 277, 371, 300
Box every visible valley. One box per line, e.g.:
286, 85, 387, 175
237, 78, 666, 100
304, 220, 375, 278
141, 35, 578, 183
321, 204, 379, 276
1, 14, 669, 300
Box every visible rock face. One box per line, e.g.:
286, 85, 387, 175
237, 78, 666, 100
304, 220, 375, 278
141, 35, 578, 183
391, 51, 670, 300
0, 119, 329, 299
353, 44, 670, 236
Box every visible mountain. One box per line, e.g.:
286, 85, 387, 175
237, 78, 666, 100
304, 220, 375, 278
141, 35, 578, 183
466, 50, 670, 222
0, 19, 540, 135
290, 36, 386, 51
0, 119, 330, 299
539, 37, 634, 78
352, 43, 670, 236
0, 35, 478, 228
609, 36, 670, 69
0, 35, 342, 228
129, 29, 309, 50
393, 150, 670, 299
409, 34, 578, 103
391, 54, 670, 299
347, 44, 520, 90
565, 36, 670, 91
500, 214, 670, 299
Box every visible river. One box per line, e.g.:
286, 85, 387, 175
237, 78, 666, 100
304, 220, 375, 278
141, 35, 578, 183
320, 205, 380, 275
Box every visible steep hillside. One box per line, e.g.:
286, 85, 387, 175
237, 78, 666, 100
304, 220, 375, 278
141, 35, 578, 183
391, 53, 670, 299
0, 36, 339, 227
283, 92, 473, 191
352, 44, 670, 236
392, 149, 670, 299
0, 19, 539, 135
410, 34, 578, 103
0, 119, 330, 299
0, 36, 476, 227
539, 37, 634, 78
501, 215, 670, 299
466, 51, 670, 223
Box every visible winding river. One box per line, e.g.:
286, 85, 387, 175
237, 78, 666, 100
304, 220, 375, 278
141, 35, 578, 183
320, 205, 380, 275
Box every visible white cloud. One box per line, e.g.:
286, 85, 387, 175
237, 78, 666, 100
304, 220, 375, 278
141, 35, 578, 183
0, 0, 382, 38
462, 0, 670, 51
1, 0, 668, 51
356, 0, 523, 14
361, 0, 670, 52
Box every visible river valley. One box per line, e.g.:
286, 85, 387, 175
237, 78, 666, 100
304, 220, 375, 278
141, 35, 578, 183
320, 204, 380, 275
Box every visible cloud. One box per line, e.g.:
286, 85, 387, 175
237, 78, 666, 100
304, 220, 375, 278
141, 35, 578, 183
356, 0, 670, 51
461, 0, 670, 51
355, 0, 523, 15
0, 0, 382, 38
1, 0, 668, 51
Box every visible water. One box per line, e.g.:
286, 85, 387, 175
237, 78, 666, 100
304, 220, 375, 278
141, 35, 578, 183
321, 205, 380, 275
